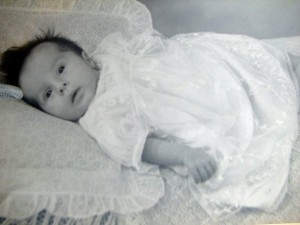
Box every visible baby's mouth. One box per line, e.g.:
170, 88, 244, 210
72, 87, 81, 104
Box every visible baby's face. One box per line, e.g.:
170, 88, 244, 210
19, 42, 99, 121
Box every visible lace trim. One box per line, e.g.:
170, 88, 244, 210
76, 0, 153, 37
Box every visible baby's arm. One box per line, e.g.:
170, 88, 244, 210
142, 137, 217, 183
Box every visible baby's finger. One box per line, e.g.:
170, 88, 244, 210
190, 168, 201, 183
209, 159, 217, 172
204, 164, 214, 179
198, 167, 208, 182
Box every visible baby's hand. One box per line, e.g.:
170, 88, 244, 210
182, 147, 217, 183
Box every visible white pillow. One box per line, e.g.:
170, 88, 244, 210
0, 99, 164, 219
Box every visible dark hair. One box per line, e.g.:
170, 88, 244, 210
0, 29, 83, 87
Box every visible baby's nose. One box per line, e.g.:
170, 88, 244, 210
57, 81, 68, 95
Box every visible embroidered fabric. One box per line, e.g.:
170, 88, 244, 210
80, 32, 299, 218
121, 36, 300, 225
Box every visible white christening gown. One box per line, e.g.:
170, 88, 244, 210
79, 32, 299, 217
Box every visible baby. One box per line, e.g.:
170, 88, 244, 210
0, 31, 217, 183
1, 30, 300, 213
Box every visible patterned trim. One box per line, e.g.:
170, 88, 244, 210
0, 83, 23, 99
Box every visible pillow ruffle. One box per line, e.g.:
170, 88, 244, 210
0, 165, 164, 219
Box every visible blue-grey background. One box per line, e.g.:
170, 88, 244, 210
138, 0, 300, 38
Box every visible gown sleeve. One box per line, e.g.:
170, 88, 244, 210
79, 88, 150, 170
80, 33, 151, 169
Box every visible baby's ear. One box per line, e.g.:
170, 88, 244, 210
81, 51, 100, 71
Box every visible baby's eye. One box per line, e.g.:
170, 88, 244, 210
45, 89, 53, 99
58, 65, 65, 74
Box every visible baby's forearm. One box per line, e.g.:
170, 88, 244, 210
142, 137, 187, 167
142, 137, 217, 183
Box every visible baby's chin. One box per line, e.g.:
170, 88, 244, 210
74, 91, 96, 121
58, 102, 91, 122
69, 104, 90, 122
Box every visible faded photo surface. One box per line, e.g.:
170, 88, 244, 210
0, 0, 300, 225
